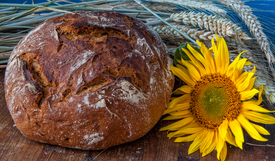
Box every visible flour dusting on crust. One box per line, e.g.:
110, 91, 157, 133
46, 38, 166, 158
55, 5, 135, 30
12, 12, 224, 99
84, 132, 104, 145
112, 80, 147, 108
82, 93, 106, 109
70, 50, 95, 73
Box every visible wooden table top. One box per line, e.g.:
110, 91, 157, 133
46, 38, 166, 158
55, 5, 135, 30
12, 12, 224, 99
0, 68, 275, 161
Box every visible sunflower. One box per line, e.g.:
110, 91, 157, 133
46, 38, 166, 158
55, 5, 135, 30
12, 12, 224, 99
160, 35, 275, 161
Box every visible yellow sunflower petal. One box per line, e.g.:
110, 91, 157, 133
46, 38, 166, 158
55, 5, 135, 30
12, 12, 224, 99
225, 128, 238, 147
242, 102, 275, 113
187, 44, 207, 68
167, 121, 198, 139
256, 85, 264, 105
218, 38, 230, 74
237, 70, 255, 92
236, 58, 248, 77
199, 40, 215, 73
188, 129, 207, 154
174, 132, 199, 142
235, 139, 243, 150
237, 114, 268, 141
202, 131, 217, 157
226, 50, 247, 78
236, 66, 255, 86
187, 44, 206, 63
219, 119, 228, 139
243, 110, 275, 124
181, 58, 201, 81
250, 122, 270, 135
167, 94, 190, 109
163, 102, 190, 115
220, 143, 227, 161
171, 66, 195, 87
210, 35, 218, 51
240, 88, 259, 101
213, 42, 222, 73
175, 120, 198, 131
216, 133, 225, 160
244, 76, 257, 91
235, 72, 249, 86
169, 127, 203, 138
200, 130, 215, 153
243, 85, 264, 106
228, 119, 244, 149
245, 61, 253, 66
160, 117, 193, 131
176, 64, 188, 73
196, 39, 203, 47
173, 85, 192, 95
182, 48, 206, 76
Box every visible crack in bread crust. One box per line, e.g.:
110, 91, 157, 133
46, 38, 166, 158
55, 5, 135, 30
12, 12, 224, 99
19, 53, 55, 108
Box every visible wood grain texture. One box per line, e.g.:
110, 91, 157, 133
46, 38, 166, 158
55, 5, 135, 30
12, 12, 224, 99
1, 68, 275, 161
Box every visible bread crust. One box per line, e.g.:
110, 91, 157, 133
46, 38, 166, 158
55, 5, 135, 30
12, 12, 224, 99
4, 11, 174, 150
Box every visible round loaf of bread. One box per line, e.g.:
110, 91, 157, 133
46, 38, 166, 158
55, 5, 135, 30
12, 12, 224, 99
4, 11, 174, 150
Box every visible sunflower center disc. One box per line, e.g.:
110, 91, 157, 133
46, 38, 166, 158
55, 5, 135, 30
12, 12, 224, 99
199, 83, 229, 121
190, 74, 241, 130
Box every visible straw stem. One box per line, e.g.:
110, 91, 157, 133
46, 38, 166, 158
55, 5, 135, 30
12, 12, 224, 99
134, 0, 197, 45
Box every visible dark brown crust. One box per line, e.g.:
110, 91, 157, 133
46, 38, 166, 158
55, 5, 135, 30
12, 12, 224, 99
4, 11, 174, 150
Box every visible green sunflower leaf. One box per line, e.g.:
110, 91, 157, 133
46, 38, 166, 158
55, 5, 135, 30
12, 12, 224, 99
174, 43, 202, 65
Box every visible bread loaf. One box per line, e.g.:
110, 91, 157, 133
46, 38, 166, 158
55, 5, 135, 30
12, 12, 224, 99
4, 11, 174, 150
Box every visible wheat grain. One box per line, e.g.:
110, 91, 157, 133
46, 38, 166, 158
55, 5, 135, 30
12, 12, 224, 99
170, 11, 250, 40
148, 0, 227, 15
153, 24, 218, 41
218, 0, 275, 65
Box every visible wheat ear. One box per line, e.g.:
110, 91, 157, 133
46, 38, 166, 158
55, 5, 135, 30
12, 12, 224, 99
153, 24, 218, 43
219, 0, 275, 65
170, 11, 250, 40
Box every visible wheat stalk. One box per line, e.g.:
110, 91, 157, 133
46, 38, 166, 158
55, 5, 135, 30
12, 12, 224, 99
170, 11, 251, 40
111, 1, 178, 12
147, 0, 227, 15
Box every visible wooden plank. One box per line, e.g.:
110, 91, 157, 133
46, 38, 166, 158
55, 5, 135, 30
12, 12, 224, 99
0, 68, 275, 161
0, 68, 11, 133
